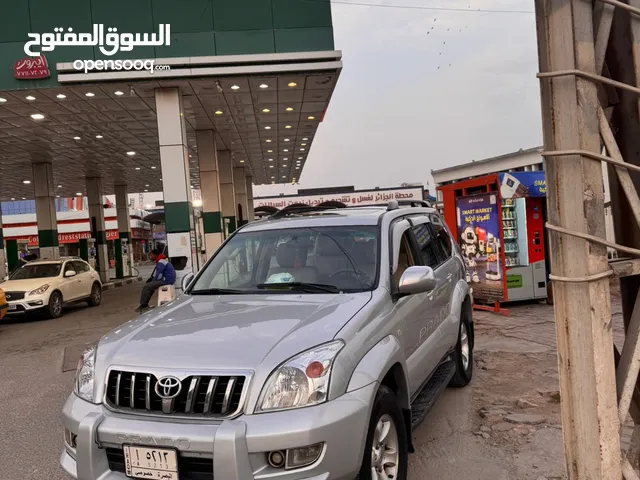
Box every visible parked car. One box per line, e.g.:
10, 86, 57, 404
3, 257, 102, 318
0, 288, 7, 321
61, 202, 473, 480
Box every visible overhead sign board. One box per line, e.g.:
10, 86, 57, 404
254, 187, 425, 209
14, 55, 50, 79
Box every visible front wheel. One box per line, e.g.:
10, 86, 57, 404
358, 385, 408, 480
47, 291, 63, 319
87, 283, 102, 307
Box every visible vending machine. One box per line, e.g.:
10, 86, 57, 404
500, 176, 548, 301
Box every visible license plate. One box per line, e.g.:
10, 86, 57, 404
123, 445, 179, 480
7, 304, 16, 311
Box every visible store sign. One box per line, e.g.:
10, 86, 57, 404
19, 230, 120, 246
456, 194, 504, 301
254, 187, 424, 209
499, 172, 546, 199
13, 55, 50, 79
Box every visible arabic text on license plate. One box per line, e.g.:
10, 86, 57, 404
123, 445, 179, 480
7, 304, 16, 311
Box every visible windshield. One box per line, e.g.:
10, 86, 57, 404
190, 226, 379, 294
10, 263, 62, 280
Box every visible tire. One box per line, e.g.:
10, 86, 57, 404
87, 283, 102, 307
47, 291, 64, 319
357, 385, 408, 480
449, 309, 473, 388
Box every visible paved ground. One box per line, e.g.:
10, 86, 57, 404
0, 281, 629, 479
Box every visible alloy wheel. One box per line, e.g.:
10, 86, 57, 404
370, 414, 399, 480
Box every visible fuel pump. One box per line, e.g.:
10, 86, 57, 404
120, 238, 132, 277
87, 238, 97, 269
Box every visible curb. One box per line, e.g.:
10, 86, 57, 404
102, 276, 143, 291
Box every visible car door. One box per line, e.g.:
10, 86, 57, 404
60, 261, 82, 301
73, 261, 93, 297
390, 219, 438, 397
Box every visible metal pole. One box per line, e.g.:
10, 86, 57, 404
535, 0, 622, 478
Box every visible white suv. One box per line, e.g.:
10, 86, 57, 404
2, 257, 102, 318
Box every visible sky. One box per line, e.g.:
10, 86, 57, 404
253, 0, 543, 198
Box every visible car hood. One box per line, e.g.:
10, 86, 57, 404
97, 292, 372, 372
0, 278, 55, 293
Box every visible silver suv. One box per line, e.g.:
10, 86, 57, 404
61, 202, 473, 480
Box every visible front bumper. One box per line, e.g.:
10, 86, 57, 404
6, 295, 47, 314
60, 382, 377, 480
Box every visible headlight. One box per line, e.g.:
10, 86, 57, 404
28, 284, 50, 296
256, 340, 344, 413
74, 344, 98, 403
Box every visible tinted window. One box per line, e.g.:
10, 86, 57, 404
411, 223, 441, 269
73, 261, 90, 273
430, 214, 453, 260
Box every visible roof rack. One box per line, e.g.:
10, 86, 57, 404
386, 199, 432, 211
269, 204, 342, 219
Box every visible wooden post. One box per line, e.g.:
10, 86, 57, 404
535, 0, 622, 478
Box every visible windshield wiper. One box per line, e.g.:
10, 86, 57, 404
256, 282, 340, 293
189, 288, 246, 295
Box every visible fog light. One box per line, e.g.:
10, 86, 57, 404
28, 300, 44, 306
267, 450, 285, 468
64, 428, 77, 449
285, 443, 324, 469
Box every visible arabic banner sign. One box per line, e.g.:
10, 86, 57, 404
498, 171, 546, 199
13, 55, 50, 80
254, 187, 425, 209
456, 194, 504, 301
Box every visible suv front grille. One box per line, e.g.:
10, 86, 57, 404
105, 370, 247, 418
4, 291, 25, 301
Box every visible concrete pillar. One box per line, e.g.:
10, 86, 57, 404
0, 203, 6, 281
233, 167, 249, 227
196, 130, 224, 258
245, 174, 255, 222
115, 184, 133, 278
218, 150, 236, 236
86, 176, 110, 283
32, 161, 59, 260
155, 87, 196, 272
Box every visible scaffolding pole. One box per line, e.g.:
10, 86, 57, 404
535, 0, 622, 478
536, 0, 640, 478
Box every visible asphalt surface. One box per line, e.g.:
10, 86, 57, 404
0, 276, 516, 480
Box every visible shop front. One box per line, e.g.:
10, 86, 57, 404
439, 171, 549, 311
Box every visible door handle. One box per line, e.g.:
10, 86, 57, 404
446, 273, 453, 281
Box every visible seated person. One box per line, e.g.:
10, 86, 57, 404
136, 248, 176, 312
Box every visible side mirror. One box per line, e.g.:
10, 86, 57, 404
181, 272, 195, 291
398, 266, 436, 295
64, 270, 77, 278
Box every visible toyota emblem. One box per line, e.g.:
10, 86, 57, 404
155, 376, 182, 399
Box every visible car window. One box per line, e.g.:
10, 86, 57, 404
393, 232, 416, 289
64, 262, 76, 274
430, 214, 453, 261
73, 261, 90, 273
411, 223, 441, 269
191, 226, 380, 293
10, 263, 62, 279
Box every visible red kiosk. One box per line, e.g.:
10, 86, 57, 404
438, 171, 549, 314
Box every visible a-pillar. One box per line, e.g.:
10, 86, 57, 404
86, 176, 110, 283
245, 174, 255, 222
233, 167, 249, 226
32, 161, 59, 260
115, 184, 132, 278
196, 130, 224, 258
155, 87, 196, 272
218, 150, 236, 236
0, 203, 6, 280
